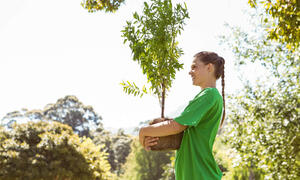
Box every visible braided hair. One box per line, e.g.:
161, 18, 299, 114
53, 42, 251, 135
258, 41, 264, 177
194, 51, 225, 128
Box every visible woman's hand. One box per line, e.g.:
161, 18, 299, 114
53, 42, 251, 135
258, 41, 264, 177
144, 136, 159, 151
139, 128, 159, 151
139, 129, 145, 147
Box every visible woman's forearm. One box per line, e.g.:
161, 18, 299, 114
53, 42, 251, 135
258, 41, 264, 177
139, 120, 187, 137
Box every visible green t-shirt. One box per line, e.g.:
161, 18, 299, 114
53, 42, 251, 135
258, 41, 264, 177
174, 87, 223, 180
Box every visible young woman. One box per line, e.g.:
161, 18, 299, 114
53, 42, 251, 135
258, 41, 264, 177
139, 51, 225, 179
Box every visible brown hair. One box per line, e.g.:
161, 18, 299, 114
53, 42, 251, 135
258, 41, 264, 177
194, 51, 225, 128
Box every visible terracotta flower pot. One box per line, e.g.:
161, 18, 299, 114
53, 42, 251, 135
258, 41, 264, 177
148, 118, 184, 151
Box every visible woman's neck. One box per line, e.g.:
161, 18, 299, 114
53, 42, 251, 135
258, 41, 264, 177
200, 81, 216, 90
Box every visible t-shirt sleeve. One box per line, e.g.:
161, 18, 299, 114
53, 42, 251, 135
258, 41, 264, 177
174, 90, 217, 127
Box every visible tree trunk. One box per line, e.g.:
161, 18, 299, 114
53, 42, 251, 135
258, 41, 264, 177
249, 163, 255, 180
161, 83, 165, 118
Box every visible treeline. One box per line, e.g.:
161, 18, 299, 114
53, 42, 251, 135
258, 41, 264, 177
0, 95, 130, 179
0, 95, 175, 180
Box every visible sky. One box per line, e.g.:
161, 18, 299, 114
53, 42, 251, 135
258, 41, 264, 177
0, 0, 258, 129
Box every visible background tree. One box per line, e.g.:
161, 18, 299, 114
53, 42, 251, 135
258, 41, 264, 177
81, 0, 125, 13
112, 129, 133, 175
1, 108, 32, 128
43, 95, 102, 137
248, 0, 299, 51
159, 155, 175, 180
1, 95, 103, 138
219, 8, 299, 179
0, 121, 113, 180
121, 0, 189, 118
0, 95, 133, 177
91, 126, 133, 176
119, 137, 173, 180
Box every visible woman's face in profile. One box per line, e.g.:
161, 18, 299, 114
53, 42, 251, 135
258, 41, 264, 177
189, 58, 210, 86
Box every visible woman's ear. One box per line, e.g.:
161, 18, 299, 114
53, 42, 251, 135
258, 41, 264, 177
207, 63, 214, 73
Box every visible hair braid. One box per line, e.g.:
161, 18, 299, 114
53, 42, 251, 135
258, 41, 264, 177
220, 59, 225, 128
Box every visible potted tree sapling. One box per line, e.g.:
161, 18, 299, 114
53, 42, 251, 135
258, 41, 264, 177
121, 0, 189, 151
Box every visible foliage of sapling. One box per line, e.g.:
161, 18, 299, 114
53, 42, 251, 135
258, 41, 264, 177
121, 0, 189, 117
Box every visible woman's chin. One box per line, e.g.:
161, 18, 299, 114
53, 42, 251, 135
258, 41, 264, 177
192, 81, 200, 86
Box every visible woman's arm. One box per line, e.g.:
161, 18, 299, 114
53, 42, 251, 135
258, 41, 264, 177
140, 119, 187, 137
139, 119, 187, 147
